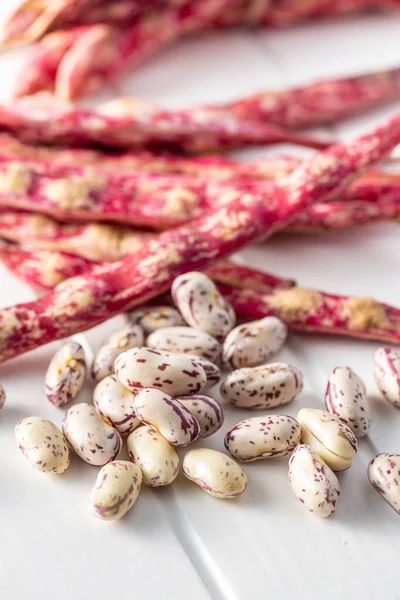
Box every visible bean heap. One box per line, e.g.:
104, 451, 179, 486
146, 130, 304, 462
12, 272, 400, 521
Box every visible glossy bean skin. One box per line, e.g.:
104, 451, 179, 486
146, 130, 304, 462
297, 408, 357, 471
133, 388, 200, 447
129, 305, 185, 334
177, 395, 224, 438
183, 448, 247, 499
374, 347, 400, 407
222, 316, 287, 369
15, 417, 70, 474
45, 341, 86, 406
92, 324, 144, 382
368, 453, 400, 514
288, 444, 340, 518
172, 271, 236, 340
62, 402, 122, 466
127, 426, 180, 487
183, 354, 221, 388
0, 384, 5, 410
93, 374, 141, 436
225, 415, 300, 462
220, 363, 303, 409
115, 347, 207, 396
146, 326, 221, 362
88, 460, 142, 521
325, 366, 371, 438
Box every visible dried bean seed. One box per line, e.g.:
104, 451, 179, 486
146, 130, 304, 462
177, 395, 224, 438
127, 426, 180, 487
45, 341, 86, 406
374, 347, 400, 407
15, 417, 70, 473
368, 453, 400, 514
183, 354, 221, 388
183, 448, 247, 499
93, 374, 141, 436
92, 323, 144, 382
146, 326, 221, 362
129, 305, 185, 334
89, 460, 142, 521
0, 384, 5, 410
325, 366, 370, 438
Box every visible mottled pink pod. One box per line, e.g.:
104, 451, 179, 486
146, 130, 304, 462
92, 323, 144, 382
133, 388, 200, 447
88, 460, 142, 521
220, 363, 303, 410
325, 366, 371, 438
15, 417, 70, 474
297, 408, 358, 471
288, 444, 340, 518
62, 403, 121, 466
146, 326, 221, 362
225, 415, 300, 462
177, 395, 224, 438
374, 347, 400, 407
368, 453, 400, 514
93, 375, 141, 436
222, 316, 287, 369
183, 448, 247, 499
182, 354, 221, 388
172, 272, 236, 341
129, 305, 185, 334
115, 347, 207, 397
45, 341, 86, 406
127, 426, 180, 487
0, 384, 5, 410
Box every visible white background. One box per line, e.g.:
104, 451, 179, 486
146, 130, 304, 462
0, 3, 400, 599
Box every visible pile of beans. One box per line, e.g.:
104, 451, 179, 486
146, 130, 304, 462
11, 271, 400, 521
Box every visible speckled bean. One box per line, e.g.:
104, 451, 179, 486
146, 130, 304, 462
115, 347, 207, 396
288, 444, 340, 518
325, 366, 371, 438
368, 453, 400, 514
15, 417, 70, 474
89, 460, 142, 521
127, 426, 180, 487
62, 402, 122, 466
129, 305, 185, 334
183, 449, 247, 499
45, 341, 86, 406
172, 272, 236, 340
93, 374, 141, 436
146, 326, 221, 362
177, 395, 224, 438
183, 355, 221, 388
374, 347, 400, 407
220, 363, 303, 410
0, 384, 5, 410
225, 415, 301, 462
222, 316, 287, 369
297, 408, 357, 471
133, 388, 200, 447
92, 324, 144, 382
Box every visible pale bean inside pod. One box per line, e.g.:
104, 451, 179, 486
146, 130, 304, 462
15, 417, 70, 474
297, 408, 357, 471
115, 347, 207, 396
222, 316, 287, 369
368, 453, 400, 514
325, 366, 370, 438
183, 448, 247, 499
183, 354, 221, 388
62, 402, 122, 466
146, 326, 221, 362
373, 347, 400, 407
45, 341, 86, 407
91, 323, 144, 382
93, 374, 141, 436
89, 460, 142, 521
288, 444, 340, 518
177, 395, 224, 438
129, 305, 185, 334
220, 363, 303, 410
127, 426, 180, 487
133, 388, 200, 447
225, 415, 300, 462
0, 384, 5, 410
172, 271, 236, 340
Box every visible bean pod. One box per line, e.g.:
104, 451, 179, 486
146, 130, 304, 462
225, 415, 300, 462
45, 341, 86, 406
325, 366, 371, 438
297, 408, 357, 471
15, 417, 70, 474
172, 271, 236, 340
177, 395, 224, 438
221, 363, 303, 409
127, 426, 180, 487
146, 326, 221, 362
288, 444, 340, 518
93, 374, 141, 436
129, 305, 185, 334
183, 449, 247, 499
183, 354, 221, 388
222, 316, 287, 369
115, 347, 207, 396
368, 453, 400, 514
133, 388, 200, 447
91, 323, 144, 382
374, 347, 400, 407
62, 403, 122, 466
88, 460, 142, 521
